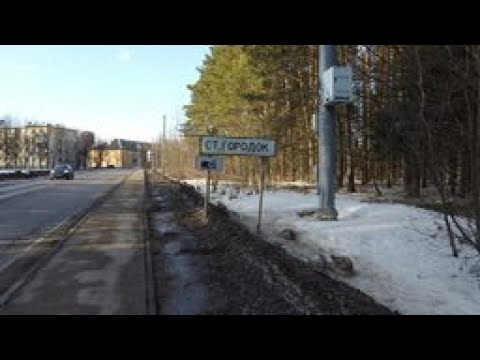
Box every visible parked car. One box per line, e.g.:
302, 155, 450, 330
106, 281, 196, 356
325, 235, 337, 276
50, 164, 74, 180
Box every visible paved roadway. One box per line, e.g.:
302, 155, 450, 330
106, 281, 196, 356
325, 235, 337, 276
0, 169, 133, 271
1, 170, 148, 314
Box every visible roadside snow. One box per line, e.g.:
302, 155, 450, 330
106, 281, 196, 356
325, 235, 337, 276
184, 179, 480, 315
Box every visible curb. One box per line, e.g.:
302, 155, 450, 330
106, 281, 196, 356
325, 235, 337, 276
143, 169, 157, 315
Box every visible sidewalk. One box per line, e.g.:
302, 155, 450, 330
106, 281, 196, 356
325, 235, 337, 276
1, 170, 151, 315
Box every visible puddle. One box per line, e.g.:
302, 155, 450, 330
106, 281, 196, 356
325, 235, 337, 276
154, 223, 180, 238
152, 212, 175, 223
151, 207, 209, 314
154, 196, 166, 203
162, 236, 209, 315
153, 212, 179, 238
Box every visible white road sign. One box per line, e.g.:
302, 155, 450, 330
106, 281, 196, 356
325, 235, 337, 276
200, 136, 277, 157
196, 155, 224, 171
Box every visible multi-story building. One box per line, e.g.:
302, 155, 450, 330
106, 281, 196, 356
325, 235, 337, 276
47, 125, 79, 168
0, 123, 84, 169
89, 148, 137, 168
78, 131, 95, 169
18, 124, 50, 169
0, 126, 21, 169
88, 139, 151, 169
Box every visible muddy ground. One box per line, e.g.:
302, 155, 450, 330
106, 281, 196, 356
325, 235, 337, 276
147, 172, 398, 315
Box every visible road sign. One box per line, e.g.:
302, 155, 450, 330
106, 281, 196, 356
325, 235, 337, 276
196, 155, 223, 171
199, 135, 277, 231
200, 136, 277, 157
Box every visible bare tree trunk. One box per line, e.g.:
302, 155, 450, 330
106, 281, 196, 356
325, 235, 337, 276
422, 147, 428, 189
361, 50, 370, 186
449, 153, 457, 196
474, 48, 480, 247
387, 153, 393, 188
459, 145, 470, 198
444, 211, 459, 258
414, 45, 457, 254
337, 110, 345, 189
372, 164, 383, 197
346, 105, 356, 192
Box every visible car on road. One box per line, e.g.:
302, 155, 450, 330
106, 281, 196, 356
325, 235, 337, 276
50, 164, 75, 180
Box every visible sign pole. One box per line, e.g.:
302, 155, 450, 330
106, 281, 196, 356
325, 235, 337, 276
257, 157, 267, 234
205, 169, 211, 219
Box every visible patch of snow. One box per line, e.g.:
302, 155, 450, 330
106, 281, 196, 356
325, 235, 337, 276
186, 180, 480, 315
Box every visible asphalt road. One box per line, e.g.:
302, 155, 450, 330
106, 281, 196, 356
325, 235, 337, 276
0, 169, 133, 271
1, 170, 147, 314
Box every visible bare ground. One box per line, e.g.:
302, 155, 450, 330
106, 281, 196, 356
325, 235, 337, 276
147, 172, 398, 315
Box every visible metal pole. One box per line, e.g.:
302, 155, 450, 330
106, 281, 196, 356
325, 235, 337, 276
154, 139, 157, 172
205, 169, 211, 218
257, 157, 267, 233
317, 45, 338, 220
158, 135, 160, 173
163, 115, 166, 177
158, 134, 161, 173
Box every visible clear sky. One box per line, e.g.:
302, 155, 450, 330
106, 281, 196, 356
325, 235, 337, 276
0, 45, 211, 143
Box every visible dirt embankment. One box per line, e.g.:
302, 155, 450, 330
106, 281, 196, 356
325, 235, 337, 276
147, 173, 398, 315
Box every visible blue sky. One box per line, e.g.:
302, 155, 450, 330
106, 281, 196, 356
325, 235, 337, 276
0, 45, 211, 142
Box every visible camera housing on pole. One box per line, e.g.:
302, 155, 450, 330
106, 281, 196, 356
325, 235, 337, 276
322, 65, 354, 105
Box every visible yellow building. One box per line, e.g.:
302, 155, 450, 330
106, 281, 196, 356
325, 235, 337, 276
89, 149, 137, 168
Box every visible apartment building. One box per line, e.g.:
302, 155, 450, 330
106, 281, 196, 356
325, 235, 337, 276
0, 123, 82, 169
89, 148, 137, 168
88, 139, 151, 169
78, 131, 95, 169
